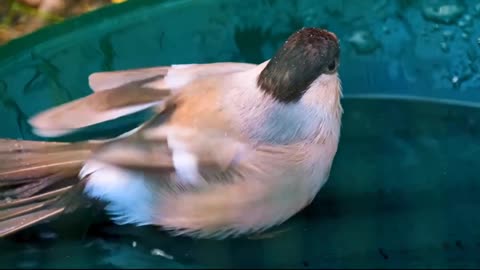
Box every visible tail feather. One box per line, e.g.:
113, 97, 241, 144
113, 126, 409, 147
0, 186, 72, 210
0, 139, 97, 237
0, 139, 89, 181
0, 199, 56, 222
0, 208, 65, 237
0, 167, 79, 199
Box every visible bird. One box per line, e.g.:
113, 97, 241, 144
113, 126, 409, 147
0, 27, 343, 239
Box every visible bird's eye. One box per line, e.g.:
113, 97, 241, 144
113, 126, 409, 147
327, 60, 336, 72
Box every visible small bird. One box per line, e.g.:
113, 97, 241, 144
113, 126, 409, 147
0, 27, 342, 239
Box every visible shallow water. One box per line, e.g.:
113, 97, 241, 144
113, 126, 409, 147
0, 0, 480, 268
0, 97, 479, 269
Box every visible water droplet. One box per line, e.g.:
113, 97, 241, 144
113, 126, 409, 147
457, 20, 466, 27
477, 37, 480, 46
422, 1, 465, 24
39, 231, 57, 240
440, 42, 449, 52
452, 75, 459, 86
461, 32, 469, 39
464, 14, 472, 22
151, 248, 174, 260
347, 30, 380, 54
132, 241, 137, 248
443, 30, 454, 40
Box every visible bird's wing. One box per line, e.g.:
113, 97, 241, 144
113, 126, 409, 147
87, 123, 291, 189
28, 62, 256, 138
88, 62, 256, 92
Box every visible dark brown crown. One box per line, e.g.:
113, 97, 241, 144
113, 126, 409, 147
257, 28, 340, 103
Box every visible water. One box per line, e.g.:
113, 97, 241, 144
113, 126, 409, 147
0, 0, 479, 268
0, 97, 479, 268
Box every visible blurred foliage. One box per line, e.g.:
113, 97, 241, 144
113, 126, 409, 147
0, 0, 126, 45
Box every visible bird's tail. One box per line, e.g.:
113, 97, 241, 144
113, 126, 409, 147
0, 139, 99, 237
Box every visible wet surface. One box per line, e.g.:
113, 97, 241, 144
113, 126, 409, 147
0, 98, 479, 268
